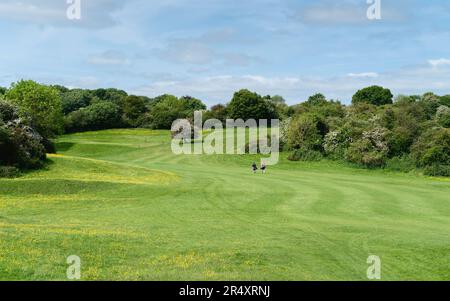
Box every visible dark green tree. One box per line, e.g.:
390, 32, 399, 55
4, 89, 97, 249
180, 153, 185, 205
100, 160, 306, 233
227, 89, 278, 121
352, 86, 393, 106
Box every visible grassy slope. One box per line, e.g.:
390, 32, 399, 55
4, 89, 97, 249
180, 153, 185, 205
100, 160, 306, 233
0, 129, 449, 280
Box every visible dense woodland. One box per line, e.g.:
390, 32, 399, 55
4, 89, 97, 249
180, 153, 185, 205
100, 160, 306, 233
1, 80, 449, 177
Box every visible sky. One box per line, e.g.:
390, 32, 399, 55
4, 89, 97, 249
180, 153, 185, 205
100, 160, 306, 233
0, 0, 449, 106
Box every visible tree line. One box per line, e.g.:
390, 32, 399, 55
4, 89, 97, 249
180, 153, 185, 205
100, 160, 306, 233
1, 80, 449, 177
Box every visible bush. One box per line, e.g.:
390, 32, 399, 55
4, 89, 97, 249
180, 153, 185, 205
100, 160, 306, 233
287, 114, 325, 152
65, 101, 122, 132
411, 128, 450, 167
436, 106, 450, 128
0, 166, 20, 178
385, 156, 415, 173
346, 127, 389, 168
423, 164, 450, 177
0, 121, 46, 169
288, 149, 323, 162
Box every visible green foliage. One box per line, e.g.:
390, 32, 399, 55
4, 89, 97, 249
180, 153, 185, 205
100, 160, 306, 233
0, 166, 20, 178
203, 104, 227, 123
411, 128, 450, 176
148, 95, 206, 129
346, 127, 389, 168
65, 102, 122, 133
419, 92, 442, 118
436, 106, 450, 128
352, 86, 393, 106
423, 164, 450, 177
305, 93, 328, 106
288, 148, 323, 162
287, 114, 325, 151
91, 88, 128, 106
0, 119, 46, 169
0, 87, 7, 95
123, 95, 148, 127
61, 89, 92, 114
385, 155, 415, 173
227, 89, 278, 121
5, 80, 63, 138
440, 95, 450, 107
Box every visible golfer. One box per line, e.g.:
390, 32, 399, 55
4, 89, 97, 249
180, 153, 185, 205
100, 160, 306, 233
261, 162, 267, 174
252, 162, 258, 173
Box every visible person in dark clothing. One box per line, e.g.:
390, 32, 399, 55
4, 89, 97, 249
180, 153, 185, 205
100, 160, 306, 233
252, 162, 258, 173
261, 162, 267, 174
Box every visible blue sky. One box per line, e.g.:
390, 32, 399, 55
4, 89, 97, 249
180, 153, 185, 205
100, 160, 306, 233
0, 0, 449, 106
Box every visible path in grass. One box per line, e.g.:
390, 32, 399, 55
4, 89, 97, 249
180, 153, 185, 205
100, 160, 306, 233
1, 129, 449, 280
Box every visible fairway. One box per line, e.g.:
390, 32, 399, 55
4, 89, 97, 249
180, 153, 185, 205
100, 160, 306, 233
0, 129, 449, 280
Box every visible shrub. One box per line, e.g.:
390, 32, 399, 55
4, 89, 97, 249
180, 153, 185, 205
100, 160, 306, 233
1, 121, 46, 169
436, 106, 450, 128
0, 166, 20, 178
288, 148, 323, 162
411, 128, 450, 167
346, 127, 389, 168
423, 164, 450, 177
385, 155, 415, 173
287, 114, 325, 152
323, 129, 352, 159
65, 101, 122, 132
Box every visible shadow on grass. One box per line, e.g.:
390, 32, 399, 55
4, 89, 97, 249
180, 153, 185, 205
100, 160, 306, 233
55, 142, 75, 152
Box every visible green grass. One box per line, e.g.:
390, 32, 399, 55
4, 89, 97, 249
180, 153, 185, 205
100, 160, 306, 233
1, 129, 450, 280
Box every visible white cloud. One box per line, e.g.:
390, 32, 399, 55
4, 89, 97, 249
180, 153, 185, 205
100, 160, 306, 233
347, 72, 379, 78
428, 58, 450, 68
132, 58, 450, 105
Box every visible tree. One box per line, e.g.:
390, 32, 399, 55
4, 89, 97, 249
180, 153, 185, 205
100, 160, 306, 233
61, 89, 92, 114
65, 102, 122, 133
204, 104, 227, 123
269, 95, 286, 105
5, 80, 63, 138
227, 89, 278, 121
0, 87, 7, 96
436, 106, 450, 128
411, 128, 450, 176
287, 114, 325, 151
123, 95, 148, 127
147, 95, 206, 129
179, 96, 207, 111
305, 93, 327, 106
440, 95, 450, 107
419, 92, 441, 118
352, 86, 393, 106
